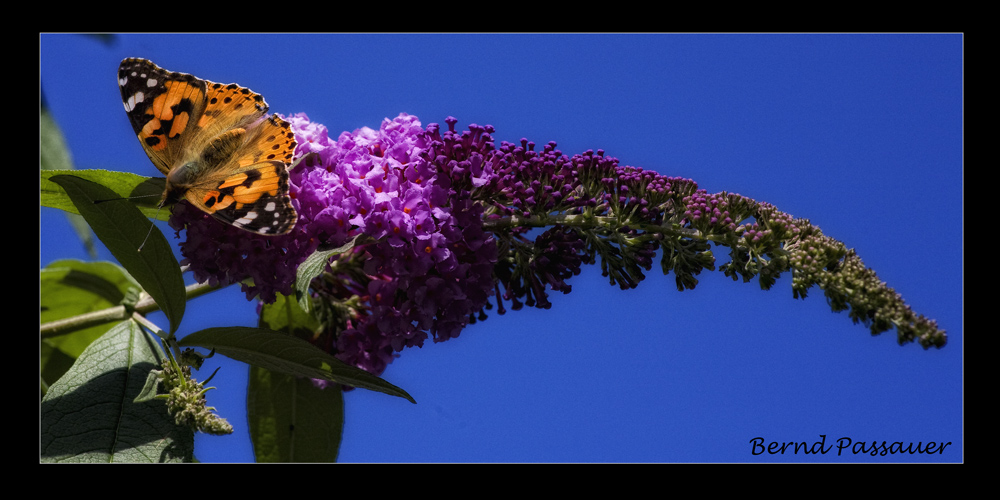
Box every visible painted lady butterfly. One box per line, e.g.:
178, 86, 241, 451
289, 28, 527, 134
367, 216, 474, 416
117, 58, 297, 235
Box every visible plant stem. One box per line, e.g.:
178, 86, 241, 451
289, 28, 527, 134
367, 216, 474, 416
40, 280, 222, 339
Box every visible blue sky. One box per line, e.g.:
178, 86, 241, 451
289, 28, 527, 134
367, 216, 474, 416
40, 34, 963, 462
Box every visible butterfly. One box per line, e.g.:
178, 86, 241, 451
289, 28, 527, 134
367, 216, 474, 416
117, 58, 298, 235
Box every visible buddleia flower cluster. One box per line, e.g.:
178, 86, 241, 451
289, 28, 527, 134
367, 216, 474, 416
155, 350, 232, 436
169, 113, 947, 378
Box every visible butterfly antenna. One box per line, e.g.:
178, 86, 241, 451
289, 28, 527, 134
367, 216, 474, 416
90, 193, 163, 252
137, 204, 163, 252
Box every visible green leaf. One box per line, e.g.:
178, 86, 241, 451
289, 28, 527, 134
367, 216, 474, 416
294, 250, 338, 313
40, 260, 141, 386
293, 234, 372, 312
177, 327, 415, 403
260, 291, 321, 340
40, 344, 75, 397
248, 366, 344, 462
42, 169, 168, 221
40, 320, 193, 463
40, 108, 73, 173
253, 294, 343, 461
40, 107, 97, 256
134, 369, 163, 403
49, 174, 185, 334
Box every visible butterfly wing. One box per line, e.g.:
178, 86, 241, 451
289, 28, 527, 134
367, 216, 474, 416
184, 115, 298, 235
118, 58, 272, 172
119, 58, 208, 175
118, 58, 297, 235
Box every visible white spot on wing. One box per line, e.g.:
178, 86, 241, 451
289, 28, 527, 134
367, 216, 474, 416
123, 92, 144, 112
234, 211, 259, 227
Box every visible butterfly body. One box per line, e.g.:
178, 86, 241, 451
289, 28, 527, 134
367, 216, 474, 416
118, 58, 297, 235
